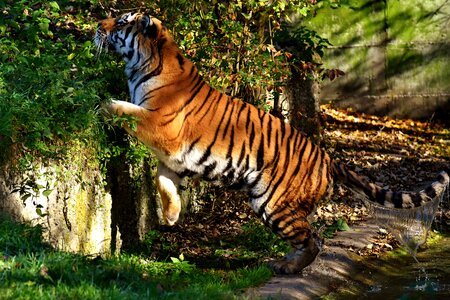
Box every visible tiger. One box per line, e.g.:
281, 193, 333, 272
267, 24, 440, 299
94, 12, 450, 274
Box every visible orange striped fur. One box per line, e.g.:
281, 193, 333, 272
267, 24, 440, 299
95, 13, 449, 274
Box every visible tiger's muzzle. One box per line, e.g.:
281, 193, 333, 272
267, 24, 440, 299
94, 26, 115, 53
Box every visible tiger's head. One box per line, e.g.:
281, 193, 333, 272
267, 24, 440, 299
95, 12, 166, 63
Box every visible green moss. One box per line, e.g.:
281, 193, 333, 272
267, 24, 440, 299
387, 0, 450, 43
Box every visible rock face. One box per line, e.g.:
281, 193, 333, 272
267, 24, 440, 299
0, 147, 160, 255
0, 161, 113, 255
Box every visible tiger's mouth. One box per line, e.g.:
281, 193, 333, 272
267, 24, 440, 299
94, 28, 115, 55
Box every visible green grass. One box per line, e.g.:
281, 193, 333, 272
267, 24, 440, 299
0, 215, 272, 299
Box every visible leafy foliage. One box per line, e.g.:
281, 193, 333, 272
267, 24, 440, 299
99, 0, 332, 104
0, 1, 122, 163
0, 0, 333, 175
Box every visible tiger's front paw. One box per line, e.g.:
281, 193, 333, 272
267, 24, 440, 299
100, 99, 118, 116
163, 207, 180, 226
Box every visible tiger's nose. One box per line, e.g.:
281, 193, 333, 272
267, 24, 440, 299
97, 19, 114, 31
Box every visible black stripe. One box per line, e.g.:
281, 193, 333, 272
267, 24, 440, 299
284, 229, 310, 246
271, 139, 308, 204
138, 83, 174, 106
247, 172, 263, 192
203, 161, 217, 179
177, 169, 197, 178
280, 120, 286, 139
267, 117, 273, 149
244, 154, 250, 171
226, 126, 235, 159
256, 169, 287, 217
271, 213, 298, 234
245, 106, 251, 132
270, 130, 280, 176
197, 147, 211, 165
411, 193, 423, 207
223, 159, 234, 176
249, 122, 256, 150
128, 53, 152, 81
424, 185, 437, 199
191, 88, 215, 116
257, 134, 265, 171
256, 131, 294, 217
236, 101, 247, 123
313, 150, 327, 192
160, 82, 206, 126
300, 145, 320, 188
259, 109, 265, 128
248, 171, 272, 198
197, 92, 222, 123
125, 26, 134, 37
197, 98, 230, 166
144, 23, 159, 39
182, 137, 202, 159
132, 38, 166, 94
392, 192, 404, 208
176, 53, 185, 71
222, 101, 236, 139
237, 143, 246, 167
123, 50, 134, 60
177, 81, 207, 113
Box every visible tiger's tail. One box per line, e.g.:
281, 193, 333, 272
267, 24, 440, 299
331, 161, 450, 208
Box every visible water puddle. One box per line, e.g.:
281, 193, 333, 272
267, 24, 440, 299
328, 185, 450, 299
365, 240, 450, 299
327, 232, 450, 299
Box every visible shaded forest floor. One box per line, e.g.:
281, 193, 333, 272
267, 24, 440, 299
145, 105, 450, 268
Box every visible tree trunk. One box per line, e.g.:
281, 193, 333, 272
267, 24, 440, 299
284, 70, 322, 143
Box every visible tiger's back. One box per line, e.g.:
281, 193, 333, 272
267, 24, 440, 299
95, 12, 449, 274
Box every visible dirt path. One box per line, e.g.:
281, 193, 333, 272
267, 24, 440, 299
250, 220, 382, 299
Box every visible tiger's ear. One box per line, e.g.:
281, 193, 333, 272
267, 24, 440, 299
140, 15, 153, 29
140, 15, 158, 38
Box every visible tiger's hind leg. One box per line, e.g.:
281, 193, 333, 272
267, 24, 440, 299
264, 209, 322, 274
156, 163, 182, 226
269, 231, 322, 274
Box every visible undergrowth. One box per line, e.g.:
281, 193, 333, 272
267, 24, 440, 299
0, 214, 272, 299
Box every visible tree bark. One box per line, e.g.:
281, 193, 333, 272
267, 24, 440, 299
284, 70, 322, 143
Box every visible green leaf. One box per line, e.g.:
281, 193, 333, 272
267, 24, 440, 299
336, 219, 350, 231
170, 257, 181, 263
42, 189, 53, 197
24, 281, 36, 287
39, 19, 50, 33
21, 194, 31, 202
48, 2, 60, 11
